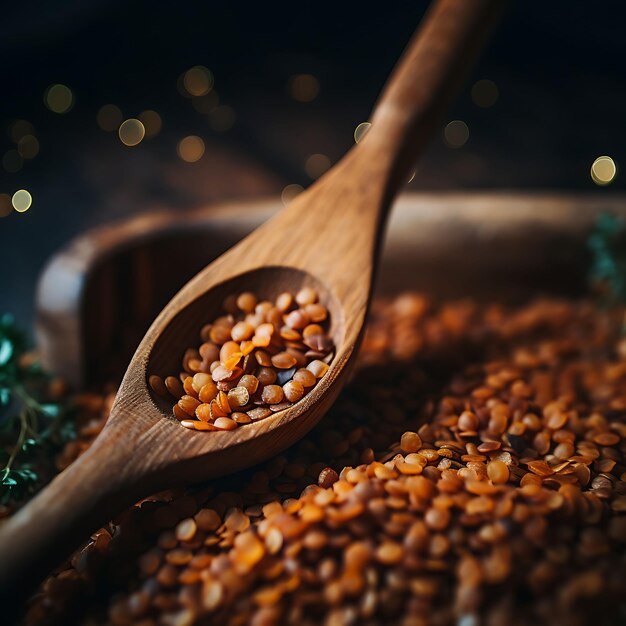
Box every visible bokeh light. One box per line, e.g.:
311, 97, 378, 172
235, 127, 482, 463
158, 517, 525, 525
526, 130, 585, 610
17, 135, 39, 159
177, 136, 205, 162
354, 122, 371, 143
182, 66, 214, 97
138, 110, 162, 138
8, 120, 34, 144
0, 194, 12, 218
281, 184, 304, 206
444, 120, 469, 148
2, 150, 23, 173
12, 189, 32, 213
97, 104, 123, 132
209, 106, 236, 131
471, 79, 499, 108
44, 84, 74, 114
591, 156, 617, 186
305, 154, 331, 179
118, 119, 146, 146
288, 74, 320, 103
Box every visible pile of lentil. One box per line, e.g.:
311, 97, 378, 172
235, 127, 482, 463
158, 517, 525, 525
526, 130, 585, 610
17, 292, 626, 626
149, 289, 334, 431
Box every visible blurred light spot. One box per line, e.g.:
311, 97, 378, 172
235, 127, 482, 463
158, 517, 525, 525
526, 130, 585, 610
17, 135, 39, 159
12, 189, 32, 212
118, 119, 145, 146
281, 184, 304, 206
407, 170, 416, 184
182, 66, 214, 97
209, 105, 236, 131
97, 104, 123, 132
177, 136, 205, 162
0, 194, 12, 218
138, 110, 162, 137
2, 150, 23, 173
8, 120, 34, 143
192, 91, 220, 114
591, 156, 617, 186
354, 122, 371, 143
44, 84, 74, 114
444, 120, 469, 148
471, 79, 498, 108
288, 74, 319, 103
305, 153, 331, 179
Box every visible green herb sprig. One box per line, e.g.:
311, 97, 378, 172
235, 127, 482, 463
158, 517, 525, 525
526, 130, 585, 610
0, 314, 76, 508
588, 212, 626, 305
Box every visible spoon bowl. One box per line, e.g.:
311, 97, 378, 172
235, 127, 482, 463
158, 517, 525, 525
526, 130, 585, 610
132, 264, 347, 479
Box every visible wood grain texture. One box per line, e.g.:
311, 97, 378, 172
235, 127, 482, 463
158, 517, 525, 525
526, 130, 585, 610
0, 0, 503, 615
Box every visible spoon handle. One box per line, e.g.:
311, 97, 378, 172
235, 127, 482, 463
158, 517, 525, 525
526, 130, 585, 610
267, 0, 505, 295
366, 0, 505, 190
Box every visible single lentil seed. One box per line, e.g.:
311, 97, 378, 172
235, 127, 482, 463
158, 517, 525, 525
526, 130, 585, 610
198, 382, 218, 403
262, 385, 284, 405
175, 518, 197, 542
318, 467, 339, 488
257, 367, 278, 386
213, 417, 238, 430
178, 395, 201, 417
307, 360, 329, 378
283, 381, 305, 403
172, 404, 188, 421
165, 376, 184, 399
284, 310, 309, 330
271, 352, 298, 369
400, 431, 422, 453
228, 386, 250, 408
294, 368, 316, 387
238, 374, 259, 394
149, 375, 168, 397
487, 460, 509, 484
248, 407, 272, 420
305, 303, 327, 322
195, 403, 212, 422
276, 292, 293, 312
237, 292, 257, 313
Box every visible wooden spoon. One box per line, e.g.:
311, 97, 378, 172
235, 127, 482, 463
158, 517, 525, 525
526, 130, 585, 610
0, 0, 503, 612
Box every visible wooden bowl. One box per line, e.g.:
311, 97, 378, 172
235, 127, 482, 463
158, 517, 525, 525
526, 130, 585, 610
36, 191, 626, 387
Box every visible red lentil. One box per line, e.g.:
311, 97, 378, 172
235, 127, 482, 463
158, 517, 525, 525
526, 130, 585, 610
21, 293, 626, 626
149, 289, 334, 432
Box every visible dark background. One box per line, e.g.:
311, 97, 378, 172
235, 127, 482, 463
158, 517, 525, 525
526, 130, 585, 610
1, 0, 625, 328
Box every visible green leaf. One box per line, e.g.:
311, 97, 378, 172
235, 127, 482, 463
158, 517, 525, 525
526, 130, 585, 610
16, 468, 38, 482
0, 313, 80, 508
0, 338, 13, 366
21, 437, 40, 452
1, 472, 18, 487
39, 404, 60, 418
588, 212, 626, 305
58, 420, 77, 444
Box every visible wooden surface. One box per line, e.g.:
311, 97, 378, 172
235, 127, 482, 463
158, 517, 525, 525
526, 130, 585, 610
0, 0, 502, 615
